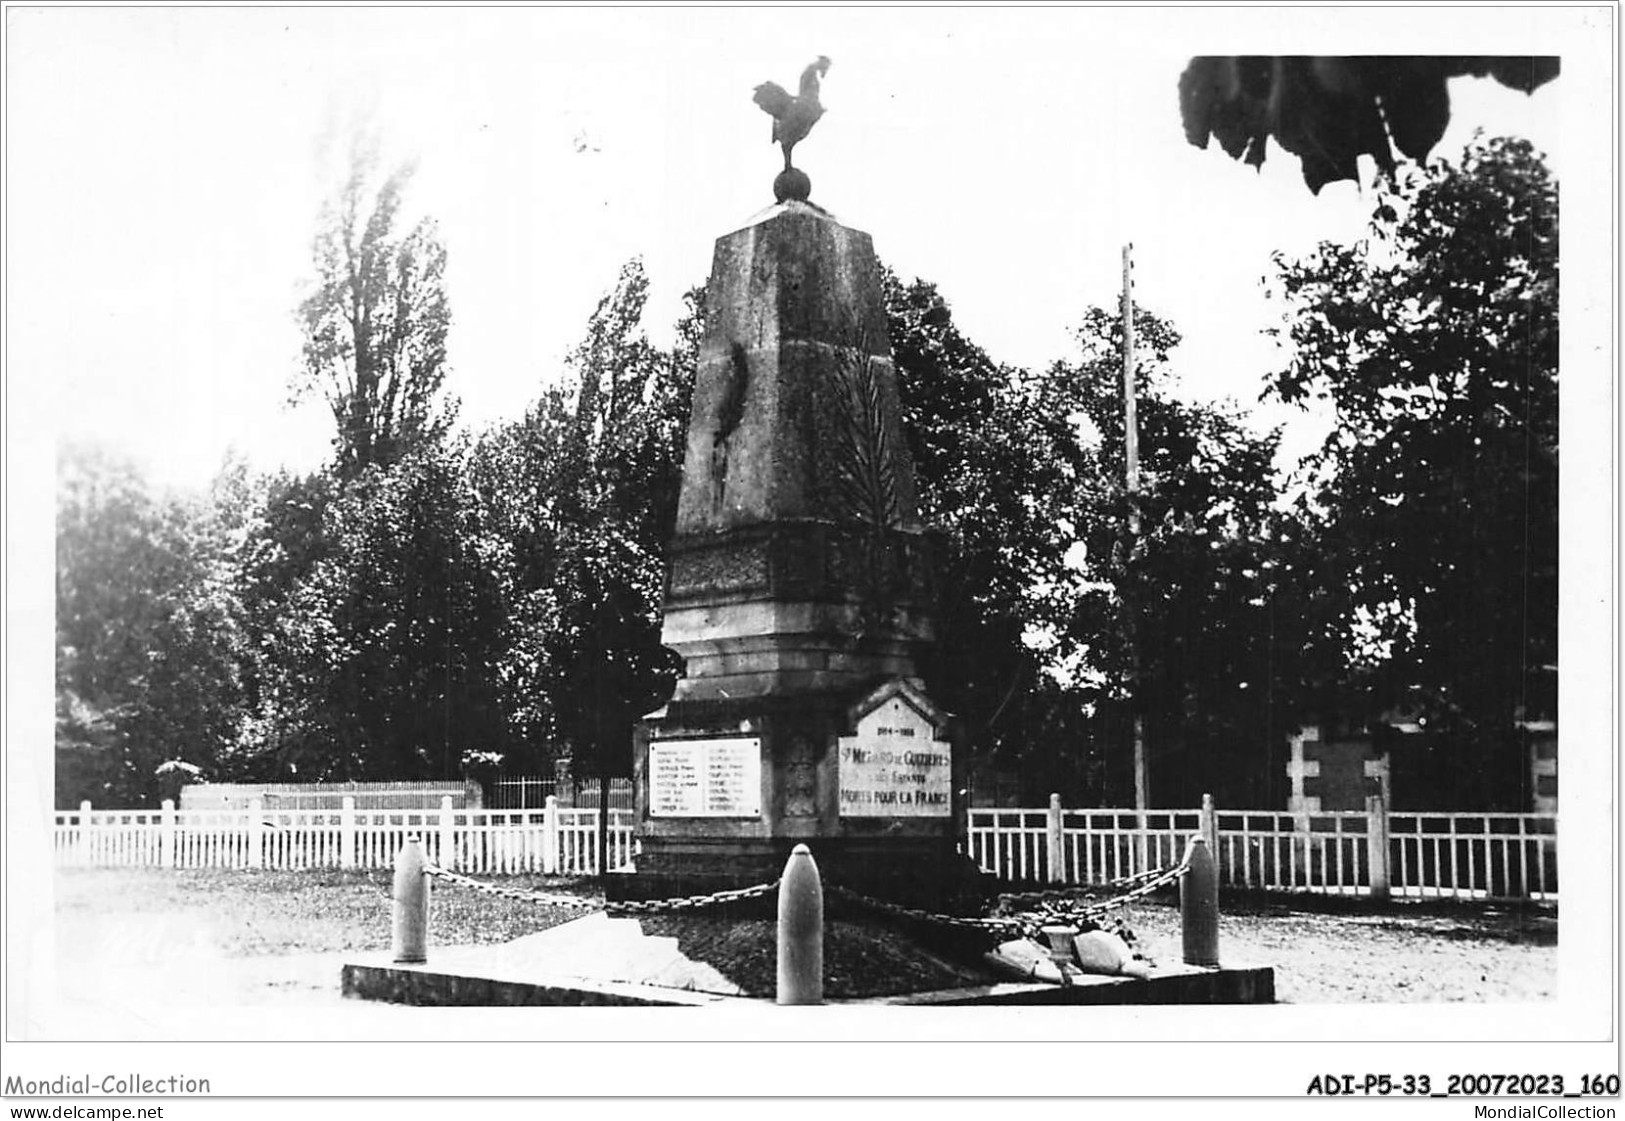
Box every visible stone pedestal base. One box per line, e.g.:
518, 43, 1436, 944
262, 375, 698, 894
606, 836, 993, 914
620, 682, 989, 914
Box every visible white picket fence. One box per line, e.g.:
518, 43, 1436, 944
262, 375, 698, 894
58, 793, 1558, 903
54, 796, 637, 876
968, 797, 1558, 903
969, 805, 1203, 886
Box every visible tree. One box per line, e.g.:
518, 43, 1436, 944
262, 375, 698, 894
1180, 56, 1559, 193
471, 261, 691, 788
261, 440, 513, 782
1267, 135, 1558, 808
1050, 308, 1326, 807
56, 443, 250, 806
883, 272, 1324, 806
884, 272, 1104, 800
218, 468, 338, 781
237, 132, 497, 784
294, 139, 455, 478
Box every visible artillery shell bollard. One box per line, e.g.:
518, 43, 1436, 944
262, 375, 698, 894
392, 837, 429, 964
1180, 834, 1219, 968
776, 844, 823, 1005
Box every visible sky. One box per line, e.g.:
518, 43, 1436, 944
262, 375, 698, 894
5, 6, 1585, 493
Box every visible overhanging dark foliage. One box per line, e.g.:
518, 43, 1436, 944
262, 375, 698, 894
1179, 56, 1560, 192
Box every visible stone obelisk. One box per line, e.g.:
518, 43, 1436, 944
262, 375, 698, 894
612, 65, 980, 909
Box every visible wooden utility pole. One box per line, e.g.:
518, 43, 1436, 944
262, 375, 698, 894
1122, 244, 1149, 867
1122, 244, 1140, 525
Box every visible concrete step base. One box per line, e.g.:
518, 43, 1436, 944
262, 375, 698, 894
340, 912, 1273, 1007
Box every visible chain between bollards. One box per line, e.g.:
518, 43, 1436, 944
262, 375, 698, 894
605, 881, 779, 915
395, 837, 829, 1002
390, 837, 786, 966
420, 862, 605, 911
995, 863, 1175, 910
390, 833, 1217, 990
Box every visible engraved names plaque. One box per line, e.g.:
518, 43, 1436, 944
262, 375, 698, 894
837, 695, 951, 817
649, 738, 762, 818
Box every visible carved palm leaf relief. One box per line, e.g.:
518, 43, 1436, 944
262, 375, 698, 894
829, 343, 901, 530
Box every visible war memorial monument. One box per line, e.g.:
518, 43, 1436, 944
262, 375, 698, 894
343, 59, 1272, 1005
608, 55, 981, 910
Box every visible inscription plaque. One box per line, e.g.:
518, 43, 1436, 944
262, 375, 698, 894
649, 738, 762, 818
837, 695, 951, 817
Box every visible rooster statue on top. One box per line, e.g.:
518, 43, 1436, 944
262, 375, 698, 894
753, 56, 830, 203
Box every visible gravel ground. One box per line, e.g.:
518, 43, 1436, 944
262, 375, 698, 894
49, 867, 590, 1014
48, 869, 1556, 1007
1120, 893, 1557, 1002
